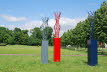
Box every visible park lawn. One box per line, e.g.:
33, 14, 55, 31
0, 56, 107, 72
0, 45, 41, 54
0, 45, 86, 55
0, 45, 107, 72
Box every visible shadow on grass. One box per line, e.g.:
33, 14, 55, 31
82, 60, 88, 65
48, 60, 53, 63
98, 52, 107, 56
62, 47, 107, 56
62, 47, 88, 54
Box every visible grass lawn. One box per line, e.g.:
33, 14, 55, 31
0, 45, 87, 55
0, 45, 107, 72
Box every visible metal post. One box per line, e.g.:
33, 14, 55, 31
41, 40, 48, 64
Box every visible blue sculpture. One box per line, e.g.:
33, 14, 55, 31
88, 11, 98, 66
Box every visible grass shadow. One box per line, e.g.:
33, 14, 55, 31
98, 52, 107, 56
82, 60, 88, 65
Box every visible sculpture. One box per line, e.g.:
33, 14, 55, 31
88, 11, 98, 66
54, 12, 61, 62
40, 17, 49, 64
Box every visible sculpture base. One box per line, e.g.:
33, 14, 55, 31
41, 40, 48, 64
88, 39, 98, 66
54, 38, 61, 62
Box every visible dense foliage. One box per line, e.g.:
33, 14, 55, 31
0, 26, 53, 46
61, 1, 107, 47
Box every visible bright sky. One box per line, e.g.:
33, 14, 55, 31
0, 0, 105, 36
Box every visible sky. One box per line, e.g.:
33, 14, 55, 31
0, 0, 106, 36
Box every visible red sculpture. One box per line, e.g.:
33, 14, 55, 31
54, 12, 61, 38
54, 12, 61, 62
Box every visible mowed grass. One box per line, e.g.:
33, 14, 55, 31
0, 45, 107, 72
0, 45, 86, 55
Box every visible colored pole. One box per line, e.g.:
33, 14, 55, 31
54, 38, 61, 62
88, 39, 98, 66
41, 40, 48, 64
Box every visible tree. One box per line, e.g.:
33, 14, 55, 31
13, 28, 22, 44
29, 27, 42, 46
31, 27, 42, 39
94, 1, 107, 43
13, 28, 29, 45
0, 27, 12, 44
7, 36, 15, 45
61, 1, 107, 48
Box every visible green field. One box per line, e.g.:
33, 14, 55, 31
0, 45, 87, 55
0, 45, 107, 72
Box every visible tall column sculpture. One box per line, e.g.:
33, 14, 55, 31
54, 12, 61, 62
88, 11, 98, 66
40, 17, 49, 64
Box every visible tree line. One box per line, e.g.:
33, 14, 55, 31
61, 1, 107, 47
0, 27, 53, 46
